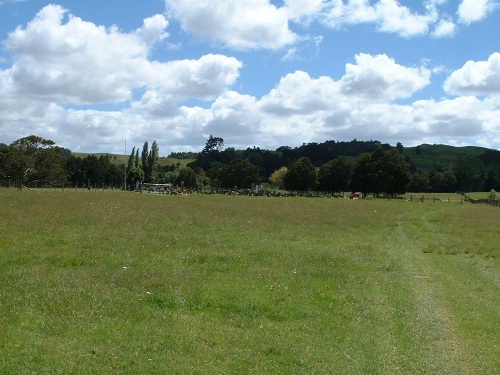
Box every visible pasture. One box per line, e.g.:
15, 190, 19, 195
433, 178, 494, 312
0, 190, 498, 374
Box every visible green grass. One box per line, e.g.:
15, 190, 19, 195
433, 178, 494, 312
0, 190, 498, 374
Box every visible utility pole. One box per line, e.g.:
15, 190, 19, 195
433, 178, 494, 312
124, 139, 127, 191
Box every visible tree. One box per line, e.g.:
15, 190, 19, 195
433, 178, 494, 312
127, 146, 136, 172
283, 157, 317, 191
176, 166, 197, 188
0, 135, 66, 189
407, 172, 430, 192
134, 148, 140, 168
269, 166, 288, 189
396, 142, 404, 154
127, 167, 145, 186
317, 157, 351, 192
349, 153, 373, 195
202, 135, 224, 154
350, 148, 410, 195
376, 148, 411, 194
455, 157, 484, 192
141, 141, 149, 180
191, 135, 226, 171
218, 158, 260, 189
34, 147, 67, 186
147, 140, 159, 182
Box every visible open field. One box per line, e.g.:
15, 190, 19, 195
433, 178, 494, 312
0, 190, 498, 374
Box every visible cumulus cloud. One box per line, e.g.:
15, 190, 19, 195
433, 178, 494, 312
340, 53, 431, 100
316, 0, 439, 37
1, 5, 242, 106
457, 0, 497, 24
165, 0, 297, 49
135, 14, 170, 45
1, 4, 500, 153
0, 5, 243, 150
3, 5, 159, 103
431, 18, 456, 38
444, 52, 500, 96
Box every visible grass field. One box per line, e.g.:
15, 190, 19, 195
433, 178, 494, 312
0, 190, 498, 374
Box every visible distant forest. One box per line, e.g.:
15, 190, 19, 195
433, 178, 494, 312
1, 135, 500, 194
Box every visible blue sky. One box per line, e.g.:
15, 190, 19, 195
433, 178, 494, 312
0, 0, 499, 155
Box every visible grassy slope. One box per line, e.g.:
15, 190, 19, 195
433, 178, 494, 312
0, 190, 498, 373
72, 153, 195, 167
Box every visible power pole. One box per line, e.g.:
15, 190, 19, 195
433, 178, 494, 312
124, 139, 127, 191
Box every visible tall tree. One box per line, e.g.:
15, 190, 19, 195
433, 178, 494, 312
134, 148, 140, 168
127, 146, 136, 172
218, 158, 260, 189
202, 135, 224, 154
317, 157, 351, 192
147, 140, 159, 182
141, 141, 149, 181
350, 148, 410, 195
283, 157, 317, 191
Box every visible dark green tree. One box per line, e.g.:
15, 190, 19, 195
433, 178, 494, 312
407, 171, 431, 192
127, 167, 145, 186
350, 148, 410, 195
0, 135, 66, 189
396, 142, 404, 154
218, 158, 260, 189
141, 141, 149, 180
127, 146, 136, 172
175, 166, 198, 188
203, 135, 224, 153
283, 157, 317, 191
134, 148, 140, 168
317, 157, 351, 192
455, 157, 484, 192
349, 153, 373, 195
147, 140, 159, 182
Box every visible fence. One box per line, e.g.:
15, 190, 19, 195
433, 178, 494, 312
407, 195, 464, 204
465, 196, 500, 207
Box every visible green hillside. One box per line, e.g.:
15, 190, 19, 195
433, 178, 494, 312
403, 144, 490, 171
72, 153, 194, 167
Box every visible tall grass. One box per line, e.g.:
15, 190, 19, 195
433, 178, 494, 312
1, 190, 498, 374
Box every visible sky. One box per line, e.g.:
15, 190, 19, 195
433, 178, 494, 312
0, 0, 499, 155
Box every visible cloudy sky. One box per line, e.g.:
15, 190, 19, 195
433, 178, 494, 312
0, 0, 499, 154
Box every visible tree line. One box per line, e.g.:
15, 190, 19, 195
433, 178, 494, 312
1, 135, 499, 194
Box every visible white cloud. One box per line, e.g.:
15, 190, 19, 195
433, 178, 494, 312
431, 18, 457, 38
165, 0, 297, 50
135, 14, 170, 46
284, 0, 326, 24
374, 0, 437, 37
457, 0, 497, 24
444, 52, 500, 96
143, 54, 242, 99
3, 5, 155, 103
1, 4, 500, 153
1, 5, 242, 105
0, 5, 243, 150
318, 0, 439, 37
340, 53, 431, 101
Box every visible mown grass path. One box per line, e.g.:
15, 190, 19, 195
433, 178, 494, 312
0, 190, 498, 374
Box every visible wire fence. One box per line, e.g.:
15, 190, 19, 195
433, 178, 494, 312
2, 178, 498, 208
465, 196, 500, 207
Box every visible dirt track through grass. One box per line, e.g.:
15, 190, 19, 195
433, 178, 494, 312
0, 190, 498, 374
